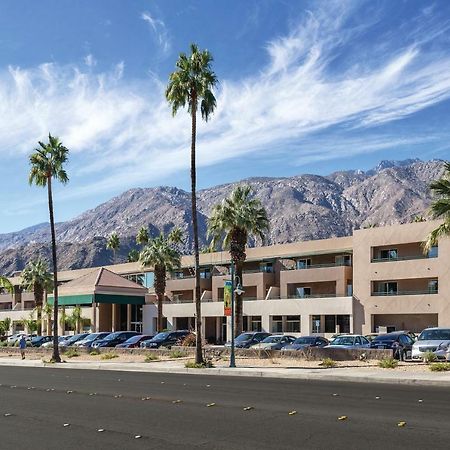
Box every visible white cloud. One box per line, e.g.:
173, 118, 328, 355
141, 11, 171, 55
1, 1, 450, 212
84, 54, 97, 67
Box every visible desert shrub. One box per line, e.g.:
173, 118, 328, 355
144, 354, 159, 362
185, 360, 214, 369
378, 357, 398, 369
64, 348, 80, 358
423, 351, 437, 364
181, 333, 196, 347
169, 350, 185, 359
89, 349, 100, 356
429, 362, 450, 372
320, 358, 336, 368
101, 352, 118, 360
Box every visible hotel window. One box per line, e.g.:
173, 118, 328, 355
428, 246, 438, 258
347, 284, 353, 296
174, 271, 184, 279
312, 315, 321, 333
250, 316, 262, 332
378, 282, 398, 295
325, 315, 336, 333
336, 255, 352, 266
200, 268, 211, 279
286, 315, 301, 333
260, 262, 273, 273
379, 249, 398, 260
271, 315, 283, 333
296, 287, 311, 298
296, 258, 311, 269
428, 280, 438, 294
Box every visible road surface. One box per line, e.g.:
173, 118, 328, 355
0, 366, 449, 449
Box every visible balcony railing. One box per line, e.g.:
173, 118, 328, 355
169, 274, 212, 280
372, 289, 438, 296
371, 254, 438, 263
281, 261, 352, 270
287, 293, 337, 299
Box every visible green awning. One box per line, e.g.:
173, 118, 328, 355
47, 294, 93, 306
94, 293, 145, 305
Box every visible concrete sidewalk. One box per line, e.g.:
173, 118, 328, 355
1, 357, 450, 386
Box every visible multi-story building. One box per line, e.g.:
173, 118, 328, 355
0, 220, 448, 341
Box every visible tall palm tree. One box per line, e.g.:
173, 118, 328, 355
106, 232, 120, 264
42, 303, 53, 336
136, 226, 149, 247
424, 161, 450, 251
139, 229, 182, 333
29, 133, 69, 362
21, 258, 53, 335
70, 306, 83, 334
166, 43, 218, 364
127, 249, 140, 263
0, 276, 13, 293
208, 185, 269, 336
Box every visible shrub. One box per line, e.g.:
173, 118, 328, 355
144, 354, 159, 362
423, 351, 437, 364
89, 349, 100, 356
320, 358, 336, 368
169, 350, 185, 359
429, 362, 450, 372
101, 352, 118, 360
378, 357, 399, 369
64, 349, 80, 358
0, 341, 7, 347
181, 333, 196, 347
185, 360, 214, 369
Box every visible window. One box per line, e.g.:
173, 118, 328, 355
250, 316, 262, 332
271, 316, 283, 333
174, 271, 184, 279
336, 255, 352, 266
311, 315, 321, 333
380, 249, 398, 260
200, 268, 211, 279
296, 258, 311, 269
325, 315, 336, 333
260, 262, 273, 273
347, 284, 353, 296
428, 280, 438, 294
286, 315, 301, 332
428, 246, 438, 258
377, 282, 398, 295
296, 287, 311, 298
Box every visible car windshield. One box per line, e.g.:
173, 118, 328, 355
66, 334, 87, 344
331, 336, 355, 345
418, 329, 450, 341
103, 332, 123, 340
126, 335, 146, 344
236, 333, 254, 342
373, 335, 397, 343
261, 336, 282, 343
293, 337, 316, 345
153, 332, 170, 340
84, 334, 101, 342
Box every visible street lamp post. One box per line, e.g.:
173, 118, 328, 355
230, 262, 236, 368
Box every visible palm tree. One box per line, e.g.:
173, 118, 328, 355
139, 229, 182, 333
106, 232, 120, 264
424, 161, 450, 251
166, 43, 218, 364
70, 306, 83, 334
21, 258, 53, 335
29, 133, 69, 362
136, 226, 149, 247
42, 303, 53, 336
127, 249, 140, 263
208, 185, 269, 336
0, 276, 13, 293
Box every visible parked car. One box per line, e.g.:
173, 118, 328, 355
73, 332, 111, 348
412, 328, 450, 360
140, 330, 191, 349
41, 335, 71, 348
325, 335, 370, 349
225, 332, 272, 349
116, 334, 154, 348
369, 332, 414, 360
59, 333, 90, 348
251, 335, 296, 350
92, 331, 140, 348
283, 336, 329, 351
7, 333, 26, 345
29, 336, 53, 347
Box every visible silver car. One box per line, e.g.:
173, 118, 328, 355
412, 328, 450, 360
251, 335, 296, 350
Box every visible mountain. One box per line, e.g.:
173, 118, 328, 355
0, 159, 444, 275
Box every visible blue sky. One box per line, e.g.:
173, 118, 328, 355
0, 0, 450, 233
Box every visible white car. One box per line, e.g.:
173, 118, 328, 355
251, 335, 296, 350
412, 328, 450, 360
7, 333, 26, 344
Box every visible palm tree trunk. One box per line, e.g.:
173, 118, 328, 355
235, 261, 243, 336
47, 177, 61, 362
191, 98, 203, 364
155, 266, 166, 332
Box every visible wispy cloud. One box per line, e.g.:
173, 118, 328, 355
141, 11, 171, 55
1, 1, 450, 212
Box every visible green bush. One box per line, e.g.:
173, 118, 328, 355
0, 341, 7, 347
64, 349, 80, 358
101, 352, 118, 360
429, 362, 450, 372
144, 354, 159, 362
378, 357, 399, 369
185, 360, 214, 369
423, 351, 437, 364
169, 350, 186, 359
89, 349, 100, 356
320, 358, 336, 368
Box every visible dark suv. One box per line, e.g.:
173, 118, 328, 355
92, 331, 140, 348
141, 330, 192, 349
226, 332, 272, 349
369, 331, 414, 360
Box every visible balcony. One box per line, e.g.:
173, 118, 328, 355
372, 289, 438, 296
371, 243, 438, 263
281, 261, 351, 270
372, 278, 438, 297
371, 255, 437, 263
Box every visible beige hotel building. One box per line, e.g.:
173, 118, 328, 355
1, 220, 448, 342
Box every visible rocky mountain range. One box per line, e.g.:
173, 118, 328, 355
0, 158, 444, 275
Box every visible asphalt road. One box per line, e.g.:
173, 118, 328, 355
0, 366, 449, 450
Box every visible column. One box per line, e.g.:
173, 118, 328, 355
301, 315, 310, 335
126, 304, 132, 331
111, 304, 117, 332
216, 317, 222, 343
261, 314, 270, 333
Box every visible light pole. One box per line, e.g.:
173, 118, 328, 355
229, 261, 244, 368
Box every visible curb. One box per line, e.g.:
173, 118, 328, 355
1, 359, 449, 387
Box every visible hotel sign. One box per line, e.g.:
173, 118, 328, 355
224, 280, 232, 316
